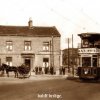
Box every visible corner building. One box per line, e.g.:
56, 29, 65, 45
0, 19, 61, 74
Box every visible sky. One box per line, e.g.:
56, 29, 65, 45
0, 0, 100, 49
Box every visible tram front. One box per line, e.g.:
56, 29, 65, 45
77, 33, 100, 80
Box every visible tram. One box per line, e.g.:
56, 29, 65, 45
77, 33, 100, 80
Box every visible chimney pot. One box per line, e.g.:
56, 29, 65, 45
28, 18, 33, 28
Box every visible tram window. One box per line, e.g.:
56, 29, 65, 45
82, 45, 88, 48
82, 57, 91, 67
82, 39, 89, 48
93, 58, 97, 67
93, 55, 97, 57
83, 39, 88, 45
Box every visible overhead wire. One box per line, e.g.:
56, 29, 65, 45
43, 0, 100, 31
42, 0, 83, 29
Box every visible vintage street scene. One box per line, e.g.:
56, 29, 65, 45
0, 0, 100, 100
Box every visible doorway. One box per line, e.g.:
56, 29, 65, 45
24, 58, 31, 68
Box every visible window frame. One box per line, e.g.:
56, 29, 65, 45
24, 41, 32, 51
43, 41, 49, 51
6, 41, 13, 51
43, 58, 49, 67
6, 57, 12, 66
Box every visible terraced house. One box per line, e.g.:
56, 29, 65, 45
0, 19, 61, 74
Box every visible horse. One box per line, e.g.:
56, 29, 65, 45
1, 63, 18, 78
0, 65, 4, 71
0, 65, 5, 76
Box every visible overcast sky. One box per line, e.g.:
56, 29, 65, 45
0, 0, 100, 49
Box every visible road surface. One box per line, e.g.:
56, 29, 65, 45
0, 76, 100, 100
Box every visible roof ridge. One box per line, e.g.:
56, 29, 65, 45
0, 25, 55, 28
0, 25, 61, 37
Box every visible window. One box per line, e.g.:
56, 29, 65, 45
82, 57, 91, 67
43, 58, 49, 67
93, 58, 97, 67
6, 41, 13, 51
6, 57, 12, 66
43, 42, 49, 51
24, 41, 31, 51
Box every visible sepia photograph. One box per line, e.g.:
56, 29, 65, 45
0, 0, 100, 100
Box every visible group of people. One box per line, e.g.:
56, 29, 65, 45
34, 66, 55, 75
59, 67, 66, 75
34, 66, 66, 75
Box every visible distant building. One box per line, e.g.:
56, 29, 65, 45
0, 19, 61, 74
62, 48, 79, 68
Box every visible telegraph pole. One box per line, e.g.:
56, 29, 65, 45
50, 33, 54, 74
52, 33, 54, 68
68, 38, 70, 73
72, 34, 74, 76
50, 40, 52, 67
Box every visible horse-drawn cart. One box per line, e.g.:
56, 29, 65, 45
0, 63, 31, 78
18, 64, 31, 78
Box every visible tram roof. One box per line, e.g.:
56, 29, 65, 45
78, 32, 100, 39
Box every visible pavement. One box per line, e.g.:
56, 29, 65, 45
0, 74, 68, 84
0, 71, 79, 85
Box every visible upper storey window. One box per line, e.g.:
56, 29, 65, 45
43, 42, 49, 51
6, 41, 13, 51
24, 41, 31, 51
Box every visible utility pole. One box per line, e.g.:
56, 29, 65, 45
72, 34, 74, 76
68, 38, 70, 73
52, 33, 54, 68
50, 33, 54, 74
50, 40, 52, 67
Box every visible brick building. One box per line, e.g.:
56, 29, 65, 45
62, 48, 79, 68
0, 19, 61, 74
61, 48, 79, 74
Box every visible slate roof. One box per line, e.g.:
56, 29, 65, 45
0, 25, 61, 37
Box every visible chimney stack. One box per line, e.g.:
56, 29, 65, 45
28, 18, 33, 28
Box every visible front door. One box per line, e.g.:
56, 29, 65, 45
24, 58, 31, 68
43, 58, 49, 74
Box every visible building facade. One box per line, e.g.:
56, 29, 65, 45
62, 48, 79, 68
0, 19, 61, 74
61, 48, 79, 74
